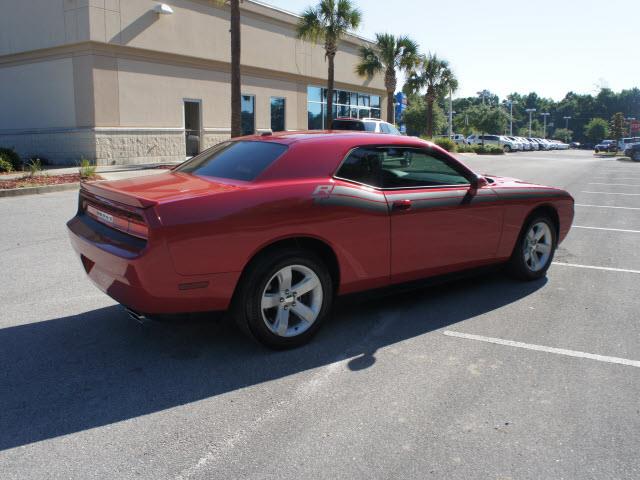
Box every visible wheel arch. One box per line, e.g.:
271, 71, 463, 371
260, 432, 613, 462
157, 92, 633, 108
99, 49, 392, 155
525, 204, 560, 237
236, 235, 341, 295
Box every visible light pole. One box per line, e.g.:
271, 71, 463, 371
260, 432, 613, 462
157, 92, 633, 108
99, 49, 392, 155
508, 100, 517, 136
541, 112, 550, 138
562, 116, 572, 143
448, 87, 453, 138
526, 108, 536, 137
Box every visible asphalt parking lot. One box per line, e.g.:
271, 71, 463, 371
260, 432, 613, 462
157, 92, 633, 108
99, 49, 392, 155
1, 149, 639, 479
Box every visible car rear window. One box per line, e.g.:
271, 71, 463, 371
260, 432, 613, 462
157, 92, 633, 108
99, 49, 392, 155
176, 141, 287, 181
332, 120, 366, 131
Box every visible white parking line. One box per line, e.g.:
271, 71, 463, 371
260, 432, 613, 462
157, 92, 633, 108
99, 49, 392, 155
443, 331, 640, 368
589, 182, 640, 187
575, 204, 640, 211
581, 191, 640, 196
573, 225, 640, 234
552, 262, 640, 274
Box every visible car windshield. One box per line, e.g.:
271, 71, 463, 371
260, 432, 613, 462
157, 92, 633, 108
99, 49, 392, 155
176, 140, 288, 181
332, 119, 366, 131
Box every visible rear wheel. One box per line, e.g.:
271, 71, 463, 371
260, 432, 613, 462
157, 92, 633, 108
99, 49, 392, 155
504, 145, 511, 153
507, 216, 557, 281
232, 249, 333, 349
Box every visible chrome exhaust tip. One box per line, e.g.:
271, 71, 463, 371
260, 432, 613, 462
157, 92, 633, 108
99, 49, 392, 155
124, 307, 148, 324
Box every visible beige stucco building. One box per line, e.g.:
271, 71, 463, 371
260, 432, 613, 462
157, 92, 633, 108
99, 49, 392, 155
0, 0, 386, 165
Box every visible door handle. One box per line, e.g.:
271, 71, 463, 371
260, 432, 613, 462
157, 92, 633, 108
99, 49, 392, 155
392, 199, 412, 211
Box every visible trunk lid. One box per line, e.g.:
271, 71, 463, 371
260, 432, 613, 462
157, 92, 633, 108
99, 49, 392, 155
81, 171, 240, 207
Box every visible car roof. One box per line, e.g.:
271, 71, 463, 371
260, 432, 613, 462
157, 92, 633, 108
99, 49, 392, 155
236, 130, 422, 146
249, 131, 449, 182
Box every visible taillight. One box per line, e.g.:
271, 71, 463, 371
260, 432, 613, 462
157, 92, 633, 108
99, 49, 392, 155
85, 203, 149, 239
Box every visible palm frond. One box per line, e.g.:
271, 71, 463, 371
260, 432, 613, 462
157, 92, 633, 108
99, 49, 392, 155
356, 45, 383, 77
296, 6, 324, 43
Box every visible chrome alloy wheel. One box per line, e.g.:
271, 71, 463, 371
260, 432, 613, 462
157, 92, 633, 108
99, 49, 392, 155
523, 222, 553, 272
261, 265, 323, 338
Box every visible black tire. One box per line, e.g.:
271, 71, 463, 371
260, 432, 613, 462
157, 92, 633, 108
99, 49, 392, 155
231, 248, 333, 349
507, 215, 557, 281
504, 145, 511, 153
594, 148, 599, 153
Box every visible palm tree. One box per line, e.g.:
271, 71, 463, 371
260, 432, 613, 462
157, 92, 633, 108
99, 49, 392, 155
356, 33, 419, 124
297, 0, 361, 130
215, 0, 242, 138
406, 53, 458, 137
229, 0, 242, 137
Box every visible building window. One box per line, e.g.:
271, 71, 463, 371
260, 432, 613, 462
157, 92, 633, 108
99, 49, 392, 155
308, 102, 323, 130
270, 97, 285, 132
241, 95, 255, 136
307, 86, 382, 129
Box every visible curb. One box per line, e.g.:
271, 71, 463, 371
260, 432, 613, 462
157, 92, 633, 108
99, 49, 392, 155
0, 182, 80, 198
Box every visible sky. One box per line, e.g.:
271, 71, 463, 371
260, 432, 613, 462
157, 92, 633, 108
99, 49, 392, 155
264, 0, 640, 101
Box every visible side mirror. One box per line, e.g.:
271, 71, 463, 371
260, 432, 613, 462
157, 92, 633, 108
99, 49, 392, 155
471, 175, 488, 189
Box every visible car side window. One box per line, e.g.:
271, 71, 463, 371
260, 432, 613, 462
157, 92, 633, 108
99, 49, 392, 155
380, 123, 391, 134
335, 147, 382, 187
379, 148, 470, 188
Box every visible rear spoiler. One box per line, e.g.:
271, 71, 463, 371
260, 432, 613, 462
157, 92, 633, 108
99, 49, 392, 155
81, 182, 157, 209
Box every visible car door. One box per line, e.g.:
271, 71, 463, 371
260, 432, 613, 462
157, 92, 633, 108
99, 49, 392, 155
379, 146, 504, 283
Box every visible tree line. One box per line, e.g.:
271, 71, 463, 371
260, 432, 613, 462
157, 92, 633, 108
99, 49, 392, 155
444, 88, 640, 143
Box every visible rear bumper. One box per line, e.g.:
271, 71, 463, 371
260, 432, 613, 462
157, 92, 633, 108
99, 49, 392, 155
67, 215, 240, 314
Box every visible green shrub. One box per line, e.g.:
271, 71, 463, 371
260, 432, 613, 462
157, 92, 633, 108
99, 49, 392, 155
432, 137, 456, 152
79, 158, 96, 179
0, 158, 13, 173
472, 144, 504, 155
0, 148, 22, 171
421, 136, 457, 152
456, 144, 474, 153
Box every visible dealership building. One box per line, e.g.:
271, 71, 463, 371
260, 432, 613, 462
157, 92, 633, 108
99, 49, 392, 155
0, 0, 386, 165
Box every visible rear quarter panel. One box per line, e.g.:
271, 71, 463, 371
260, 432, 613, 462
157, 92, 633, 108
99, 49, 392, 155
155, 178, 391, 295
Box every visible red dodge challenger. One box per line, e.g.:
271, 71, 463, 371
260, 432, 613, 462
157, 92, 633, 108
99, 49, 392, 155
68, 132, 574, 348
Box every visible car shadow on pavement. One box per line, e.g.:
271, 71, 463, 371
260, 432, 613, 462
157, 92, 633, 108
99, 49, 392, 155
0, 272, 546, 451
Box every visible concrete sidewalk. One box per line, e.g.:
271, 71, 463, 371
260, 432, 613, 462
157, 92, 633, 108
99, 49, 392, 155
1, 160, 183, 182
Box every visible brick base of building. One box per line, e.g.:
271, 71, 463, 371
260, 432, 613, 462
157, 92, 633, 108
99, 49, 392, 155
0, 128, 230, 166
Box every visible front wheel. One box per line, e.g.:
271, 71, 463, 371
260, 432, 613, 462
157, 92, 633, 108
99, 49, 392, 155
507, 216, 557, 281
504, 145, 511, 153
232, 249, 333, 349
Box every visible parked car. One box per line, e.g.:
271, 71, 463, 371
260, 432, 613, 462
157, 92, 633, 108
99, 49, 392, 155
530, 138, 548, 150
435, 134, 467, 145
623, 140, 640, 156
570, 142, 581, 149
67, 132, 574, 348
516, 137, 534, 151
594, 140, 616, 153
505, 136, 524, 151
467, 134, 519, 152
628, 143, 640, 161
618, 137, 640, 152
540, 139, 556, 150
527, 138, 540, 151
550, 140, 570, 150
331, 117, 401, 135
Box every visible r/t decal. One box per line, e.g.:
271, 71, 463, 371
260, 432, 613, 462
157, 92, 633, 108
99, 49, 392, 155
312, 185, 335, 197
